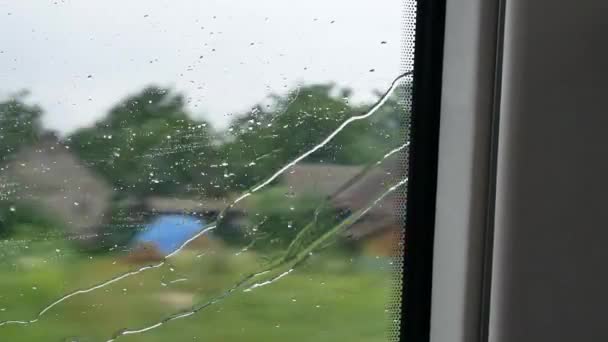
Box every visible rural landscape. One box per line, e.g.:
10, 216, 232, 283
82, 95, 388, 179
0, 76, 409, 341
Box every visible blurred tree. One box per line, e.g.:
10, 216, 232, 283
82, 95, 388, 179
0, 92, 45, 163
220, 83, 407, 191
0, 82, 409, 245
68, 86, 223, 199
0, 93, 56, 237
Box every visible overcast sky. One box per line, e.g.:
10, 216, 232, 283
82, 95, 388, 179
0, 0, 412, 134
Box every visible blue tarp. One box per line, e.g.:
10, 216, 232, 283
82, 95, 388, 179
133, 214, 206, 254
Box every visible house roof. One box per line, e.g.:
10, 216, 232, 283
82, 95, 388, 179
282, 163, 366, 198
282, 152, 406, 239
143, 196, 235, 213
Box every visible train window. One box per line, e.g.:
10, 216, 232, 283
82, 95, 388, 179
0, 1, 449, 341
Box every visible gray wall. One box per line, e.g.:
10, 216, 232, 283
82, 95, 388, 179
490, 1, 608, 341
430, 0, 500, 340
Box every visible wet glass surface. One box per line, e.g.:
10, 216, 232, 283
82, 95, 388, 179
0, 1, 414, 341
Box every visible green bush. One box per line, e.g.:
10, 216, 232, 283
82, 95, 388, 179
0, 201, 63, 238
217, 186, 345, 252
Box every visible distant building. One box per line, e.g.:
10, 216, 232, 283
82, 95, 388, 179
282, 153, 405, 256
1, 134, 113, 241
1, 134, 406, 258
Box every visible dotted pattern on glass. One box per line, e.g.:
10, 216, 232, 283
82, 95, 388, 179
387, 1, 417, 341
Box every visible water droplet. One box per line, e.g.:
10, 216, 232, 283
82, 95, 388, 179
9, 206, 16, 212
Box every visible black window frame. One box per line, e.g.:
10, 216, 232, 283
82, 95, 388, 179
401, 0, 447, 340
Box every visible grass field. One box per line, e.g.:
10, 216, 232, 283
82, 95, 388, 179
0, 236, 396, 342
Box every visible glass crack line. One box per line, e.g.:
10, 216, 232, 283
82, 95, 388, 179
1, 71, 411, 330
229, 71, 412, 207
0, 225, 216, 327
105, 176, 408, 341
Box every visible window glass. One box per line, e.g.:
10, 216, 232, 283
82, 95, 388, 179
0, 1, 415, 341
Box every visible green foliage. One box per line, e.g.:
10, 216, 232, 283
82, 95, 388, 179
0, 201, 62, 238
225, 186, 343, 250
0, 92, 45, 163
0, 81, 410, 248
65, 82, 406, 198
220, 83, 405, 191
68, 86, 223, 198
0, 94, 59, 238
